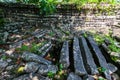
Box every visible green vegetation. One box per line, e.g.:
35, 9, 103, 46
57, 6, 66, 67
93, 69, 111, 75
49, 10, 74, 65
94, 34, 105, 45
1, 55, 8, 60
47, 71, 55, 78
16, 0, 60, 15
66, 0, 117, 5
49, 31, 55, 37
10, 0, 119, 15
93, 33, 120, 62
106, 36, 120, 52
111, 56, 119, 62
98, 77, 106, 80
94, 33, 120, 52
98, 67, 107, 73
15, 41, 47, 54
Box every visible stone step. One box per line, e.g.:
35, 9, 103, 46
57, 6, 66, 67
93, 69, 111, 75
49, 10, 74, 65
73, 37, 87, 76
59, 41, 70, 69
79, 36, 98, 75
87, 36, 112, 80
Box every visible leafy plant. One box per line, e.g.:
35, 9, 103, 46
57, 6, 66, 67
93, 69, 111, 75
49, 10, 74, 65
111, 56, 118, 62
98, 67, 107, 73
59, 63, 63, 71
47, 71, 55, 78
1, 55, 7, 60
98, 77, 106, 80
16, 0, 59, 15
20, 45, 29, 51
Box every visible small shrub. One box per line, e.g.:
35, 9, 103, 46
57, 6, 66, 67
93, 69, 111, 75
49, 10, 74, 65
98, 67, 107, 73
47, 71, 55, 78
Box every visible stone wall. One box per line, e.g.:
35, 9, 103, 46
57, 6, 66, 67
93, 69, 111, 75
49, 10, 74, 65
0, 2, 120, 33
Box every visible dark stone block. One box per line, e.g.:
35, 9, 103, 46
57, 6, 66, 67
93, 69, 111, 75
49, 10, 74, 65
87, 36, 112, 80
59, 41, 70, 69
79, 36, 98, 74
73, 37, 87, 76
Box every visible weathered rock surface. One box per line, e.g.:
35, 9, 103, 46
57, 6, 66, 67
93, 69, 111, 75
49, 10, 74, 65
24, 62, 40, 73
21, 52, 51, 65
108, 63, 118, 74
73, 37, 87, 76
38, 64, 58, 75
0, 61, 8, 71
83, 75, 94, 80
101, 43, 109, 52
59, 41, 70, 69
13, 73, 50, 80
67, 72, 82, 80
0, 71, 16, 80
87, 36, 112, 80
79, 36, 98, 74
111, 73, 120, 80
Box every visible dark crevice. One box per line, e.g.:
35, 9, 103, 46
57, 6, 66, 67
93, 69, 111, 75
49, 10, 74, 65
68, 39, 74, 72
86, 37, 101, 71
49, 41, 63, 65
